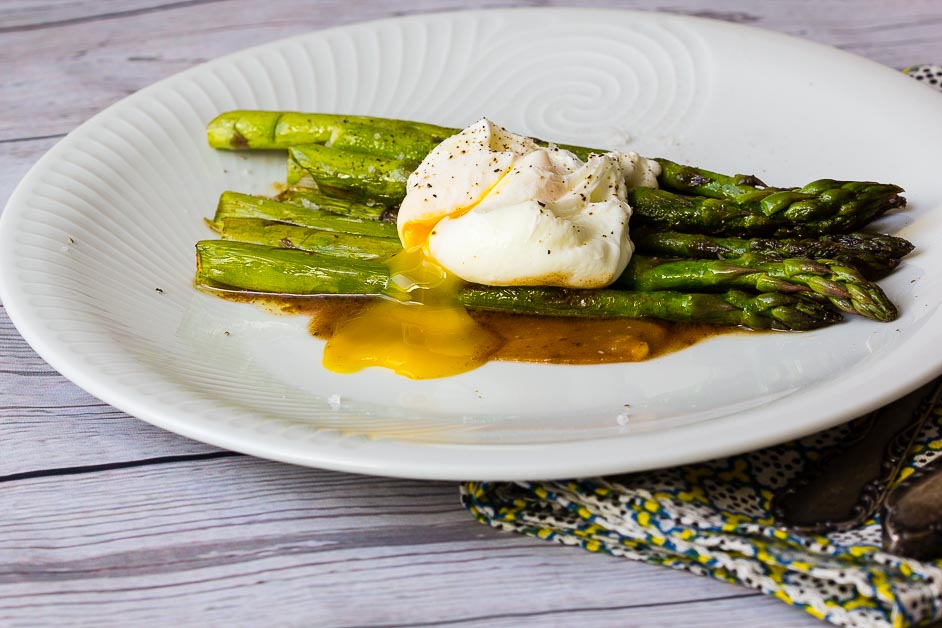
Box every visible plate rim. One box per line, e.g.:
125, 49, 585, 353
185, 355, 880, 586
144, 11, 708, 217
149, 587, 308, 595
3, 6, 942, 481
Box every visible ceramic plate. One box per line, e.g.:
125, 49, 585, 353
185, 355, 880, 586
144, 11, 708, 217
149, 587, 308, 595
3, 8, 942, 480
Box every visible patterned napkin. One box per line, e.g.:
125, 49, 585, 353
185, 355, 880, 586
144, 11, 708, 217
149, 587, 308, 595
904, 64, 942, 88
460, 65, 942, 628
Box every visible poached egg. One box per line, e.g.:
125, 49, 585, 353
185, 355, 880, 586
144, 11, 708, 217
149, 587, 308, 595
397, 118, 659, 288
323, 119, 661, 379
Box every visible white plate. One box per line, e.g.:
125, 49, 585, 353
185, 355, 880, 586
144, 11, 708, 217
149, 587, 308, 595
3, 9, 942, 481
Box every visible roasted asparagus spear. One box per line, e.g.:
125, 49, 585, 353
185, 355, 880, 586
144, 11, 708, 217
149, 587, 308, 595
196, 240, 842, 330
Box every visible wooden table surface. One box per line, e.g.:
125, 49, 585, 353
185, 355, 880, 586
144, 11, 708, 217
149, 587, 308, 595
3, 1, 942, 625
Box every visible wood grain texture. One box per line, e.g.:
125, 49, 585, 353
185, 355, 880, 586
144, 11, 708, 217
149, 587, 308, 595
0, 456, 813, 627
1, 1, 935, 625
2, 0, 942, 141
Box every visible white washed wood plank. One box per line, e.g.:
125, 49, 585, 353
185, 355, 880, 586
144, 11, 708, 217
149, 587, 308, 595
1, 0, 224, 29
0, 456, 820, 627
429, 597, 818, 628
2, 0, 941, 141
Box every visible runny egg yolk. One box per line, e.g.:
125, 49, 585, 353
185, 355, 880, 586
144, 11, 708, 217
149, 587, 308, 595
322, 153, 510, 379
321, 245, 502, 379
397, 169, 508, 250
318, 117, 661, 380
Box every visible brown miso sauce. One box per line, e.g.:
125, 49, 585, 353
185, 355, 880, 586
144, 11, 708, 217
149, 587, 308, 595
471, 310, 733, 363
245, 295, 738, 364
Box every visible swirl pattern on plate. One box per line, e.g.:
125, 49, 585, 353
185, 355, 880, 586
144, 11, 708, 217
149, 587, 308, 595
283, 10, 713, 147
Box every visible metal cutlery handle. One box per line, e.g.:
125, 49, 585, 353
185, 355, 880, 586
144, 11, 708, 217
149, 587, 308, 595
772, 377, 942, 535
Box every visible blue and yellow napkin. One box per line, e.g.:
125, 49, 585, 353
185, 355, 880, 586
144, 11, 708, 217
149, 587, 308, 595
461, 65, 942, 628
462, 400, 942, 627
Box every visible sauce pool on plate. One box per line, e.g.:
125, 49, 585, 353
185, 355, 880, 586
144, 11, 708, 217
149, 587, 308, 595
271, 296, 735, 375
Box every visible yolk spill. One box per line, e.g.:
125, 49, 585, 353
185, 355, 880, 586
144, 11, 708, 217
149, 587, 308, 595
322, 172, 513, 380
321, 246, 502, 379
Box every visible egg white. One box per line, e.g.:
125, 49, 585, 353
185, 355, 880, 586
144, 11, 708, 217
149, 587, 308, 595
397, 118, 661, 288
